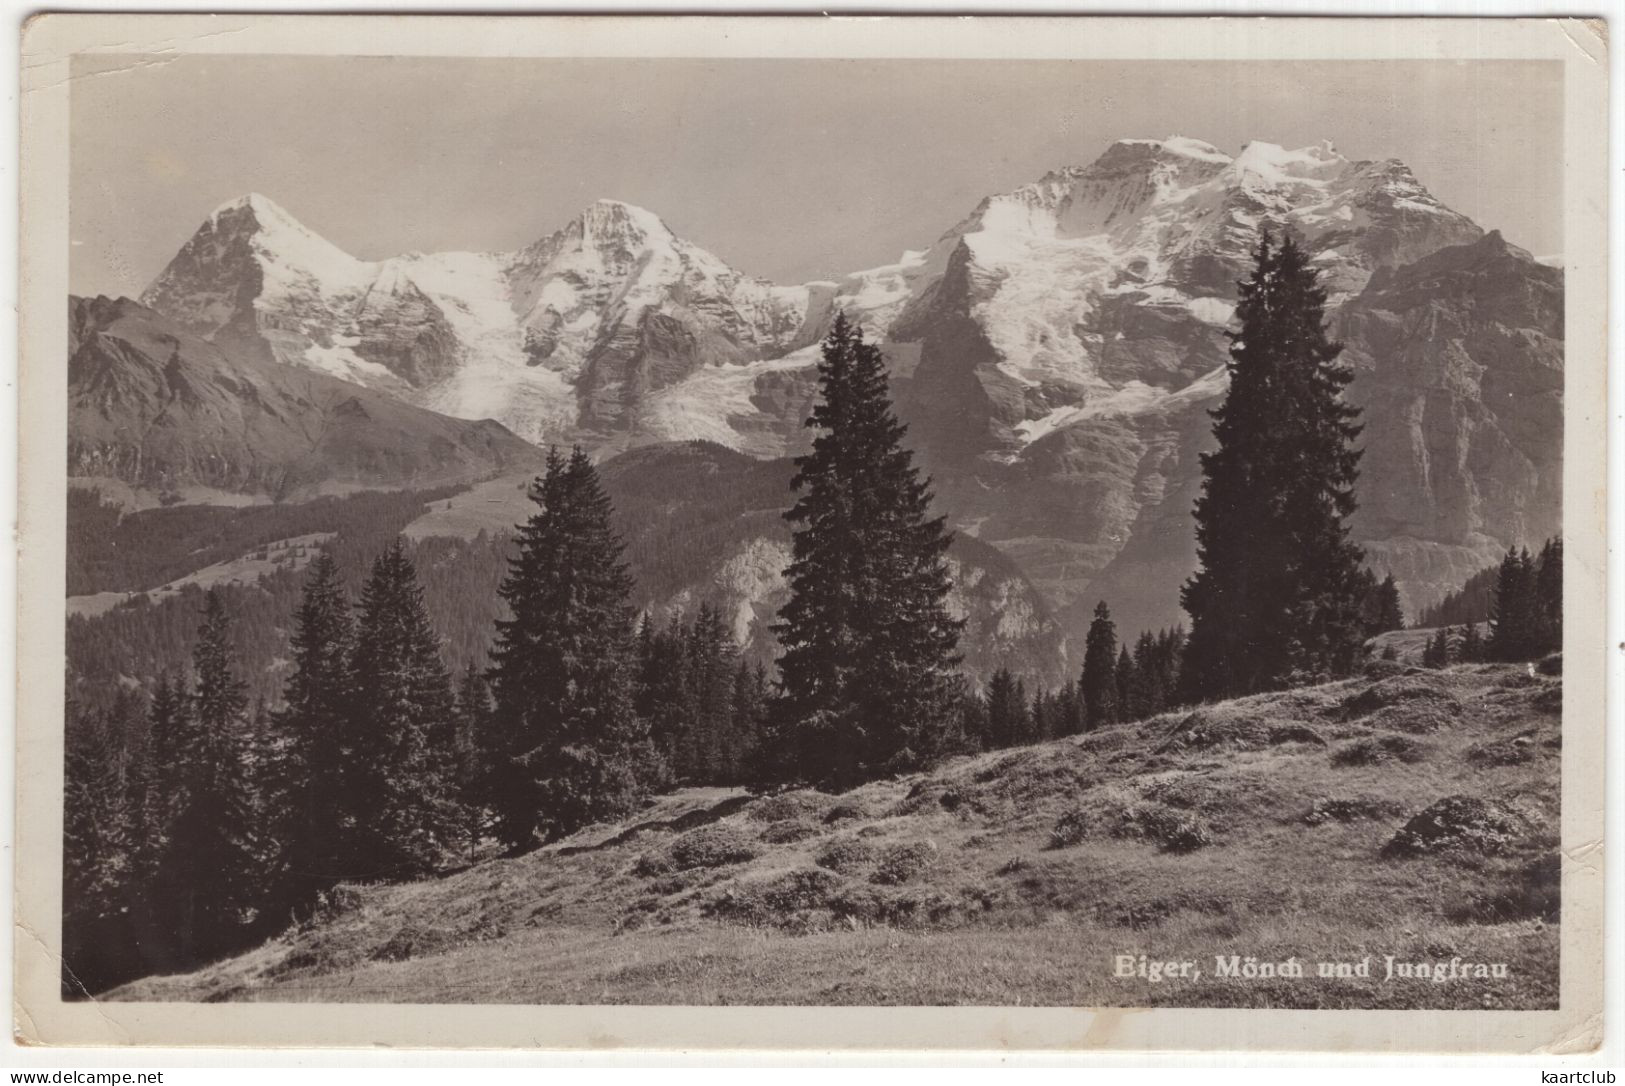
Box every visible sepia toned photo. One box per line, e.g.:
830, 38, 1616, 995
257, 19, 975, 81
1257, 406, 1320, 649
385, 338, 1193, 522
14, 14, 1608, 1053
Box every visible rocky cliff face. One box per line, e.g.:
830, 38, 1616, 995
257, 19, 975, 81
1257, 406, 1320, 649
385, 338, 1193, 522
69, 295, 542, 503
132, 137, 1560, 642
1337, 231, 1564, 612
592, 441, 1070, 686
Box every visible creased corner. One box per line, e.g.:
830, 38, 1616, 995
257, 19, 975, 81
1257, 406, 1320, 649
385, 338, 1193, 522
1537, 1010, 1604, 1055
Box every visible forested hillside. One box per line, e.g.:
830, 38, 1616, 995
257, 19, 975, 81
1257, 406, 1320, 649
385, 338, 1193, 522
68, 437, 1070, 715
1417, 562, 1502, 628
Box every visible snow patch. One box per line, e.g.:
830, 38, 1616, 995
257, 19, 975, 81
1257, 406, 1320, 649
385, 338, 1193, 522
1012, 364, 1229, 443
639, 352, 816, 456
1185, 297, 1237, 326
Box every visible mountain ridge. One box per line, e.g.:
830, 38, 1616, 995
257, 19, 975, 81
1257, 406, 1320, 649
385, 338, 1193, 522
126, 135, 1563, 638
69, 294, 544, 505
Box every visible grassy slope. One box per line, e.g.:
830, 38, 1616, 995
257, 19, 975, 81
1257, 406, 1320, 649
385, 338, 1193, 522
111, 661, 1559, 1009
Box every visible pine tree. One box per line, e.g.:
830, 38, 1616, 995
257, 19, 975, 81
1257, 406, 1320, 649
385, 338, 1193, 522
1376, 574, 1405, 632
1114, 647, 1136, 721
157, 591, 261, 964
270, 552, 354, 911
1360, 572, 1405, 636
1181, 232, 1367, 699
1127, 631, 1159, 720
1534, 537, 1562, 654
770, 313, 964, 787
1012, 677, 1031, 746
62, 700, 133, 996
637, 612, 692, 777
1081, 601, 1119, 729
1029, 689, 1052, 743
1158, 627, 1188, 712
485, 448, 659, 846
453, 667, 493, 860
984, 668, 1025, 750
347, 542, 462, 879
958, 684, 990, 752
1056, 679, 1084, 738
1355, 568, 1381, 637
728, 658, 769, 782
1489, 547, 1539, 661
1461, 621, 1483, 662
1423, 627, 1452, 669
120, 671, 193, 979
131, 672, 185, 886
685, 603, 739, 782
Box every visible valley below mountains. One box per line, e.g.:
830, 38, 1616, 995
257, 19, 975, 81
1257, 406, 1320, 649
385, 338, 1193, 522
79, 135, 1563, 647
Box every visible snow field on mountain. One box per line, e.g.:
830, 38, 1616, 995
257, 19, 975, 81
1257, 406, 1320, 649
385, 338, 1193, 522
149, 139, 1486, 471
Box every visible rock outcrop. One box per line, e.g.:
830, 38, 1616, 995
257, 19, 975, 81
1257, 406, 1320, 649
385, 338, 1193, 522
69, 295, 542, 504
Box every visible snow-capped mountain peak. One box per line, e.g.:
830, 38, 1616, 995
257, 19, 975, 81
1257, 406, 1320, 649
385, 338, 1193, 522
1109, 135, 1232, 163
140, 137, 1486, 461
209, 190, 297, 225
121, 137, 1556, 652
1229, 139, 1348, 186
197, 193, 369, 283
577, 198, 674, 244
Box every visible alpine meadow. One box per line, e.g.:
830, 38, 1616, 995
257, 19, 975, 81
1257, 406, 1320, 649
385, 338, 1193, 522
57, 65, 1566, 1013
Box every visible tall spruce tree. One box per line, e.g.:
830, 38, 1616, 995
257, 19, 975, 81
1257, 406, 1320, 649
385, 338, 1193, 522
770, 313, 963, 787
347, 542, 461, 879
1114, 647, 1136, 721
453, 667, 492, 860
635, 612, 692, 777
270, 552, 354, 911
1126, 631, 1159, 721
1012, 677, 1031, 746
958, 686, 990, 751
485, 448, 658, 847
62, 700, 133, 996
984, 668, 1025, 750
1181, 232, 1367, 699
728, 658, 770, 783
1374, 574, 1405, 633
1360, 571, 1405, 636
1056, 679, 1085, 738
1461, 621, 1484, 662
1422, 627, 1452, 669
1081, 601, 1120, 729
158, 591, 261, 964
1489, 547, 1540, 661
1534, 538, 1563, 653
684, 603, 739, 783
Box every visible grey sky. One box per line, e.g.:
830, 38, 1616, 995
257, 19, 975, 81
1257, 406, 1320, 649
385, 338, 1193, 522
70, 55, 1562, 297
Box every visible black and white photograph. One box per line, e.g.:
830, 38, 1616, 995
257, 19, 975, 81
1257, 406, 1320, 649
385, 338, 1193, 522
13, 13, 1610, 1054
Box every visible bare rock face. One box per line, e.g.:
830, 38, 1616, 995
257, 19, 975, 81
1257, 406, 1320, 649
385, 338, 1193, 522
1336, 232, 1563, 613
350, 273, 463, 388
68, 295, 542, 503
597, 441, 1069, 687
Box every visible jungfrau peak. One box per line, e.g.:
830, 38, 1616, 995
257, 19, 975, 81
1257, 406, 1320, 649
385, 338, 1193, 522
137, 137, 1557, 640
893, 136, 1483, 462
